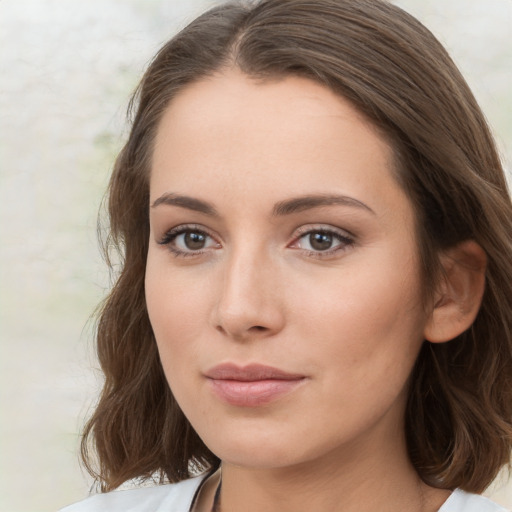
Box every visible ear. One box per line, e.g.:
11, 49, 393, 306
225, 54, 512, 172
424, 240, 487, 343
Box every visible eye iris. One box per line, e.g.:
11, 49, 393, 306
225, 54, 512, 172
309, 232, 333, 251
184, 231, 207, 250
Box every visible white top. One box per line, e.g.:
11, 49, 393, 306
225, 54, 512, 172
60, 475, 509, 512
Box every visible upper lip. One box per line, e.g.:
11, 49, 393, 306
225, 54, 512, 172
205, 363, 305, 381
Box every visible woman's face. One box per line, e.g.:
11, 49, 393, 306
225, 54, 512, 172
146, 70, 431, 469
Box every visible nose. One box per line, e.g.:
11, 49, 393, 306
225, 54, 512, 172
212, 245, 286, 341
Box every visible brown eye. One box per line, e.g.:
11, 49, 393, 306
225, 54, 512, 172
184, 231, 208, 250
291, 227, 354, 257
309, 232, 334, 251
159, 226, 219, 256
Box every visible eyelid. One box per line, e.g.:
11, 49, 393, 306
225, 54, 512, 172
288, 224, 355, 257
157, 223, 221, 256
292, 224, 355, 239
156, 222, 354, 259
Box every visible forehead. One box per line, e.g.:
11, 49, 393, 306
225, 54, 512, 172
150, 69, 408, 223
154, 70, 388, 156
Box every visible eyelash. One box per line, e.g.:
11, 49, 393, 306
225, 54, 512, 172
292, 226, 355, 258
157, 224, 355, 259
157, 224, 217, 257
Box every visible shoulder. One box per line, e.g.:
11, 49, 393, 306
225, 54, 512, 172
59, 475, 205, 512
439, 489, 509, 512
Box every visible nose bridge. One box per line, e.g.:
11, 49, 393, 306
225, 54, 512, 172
214, 238, 283, 338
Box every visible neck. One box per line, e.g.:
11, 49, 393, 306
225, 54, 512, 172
205, 431, 450, 512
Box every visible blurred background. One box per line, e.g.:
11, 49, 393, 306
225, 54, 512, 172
0, 1, 510, 510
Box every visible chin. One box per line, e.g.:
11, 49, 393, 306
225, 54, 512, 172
195, 418, 351, 472
212, 443, 309, 470
197, 423, 305, 467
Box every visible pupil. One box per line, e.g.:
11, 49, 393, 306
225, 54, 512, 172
310, 232, 332, 251
185, 232, 206, 250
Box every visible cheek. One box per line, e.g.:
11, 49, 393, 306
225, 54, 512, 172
145, 252, 211, 372
291, 251, 426, 386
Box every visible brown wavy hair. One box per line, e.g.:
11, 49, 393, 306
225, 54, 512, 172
81, 0, 512, 493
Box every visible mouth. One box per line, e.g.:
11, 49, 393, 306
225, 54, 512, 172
204, 363, 307, 407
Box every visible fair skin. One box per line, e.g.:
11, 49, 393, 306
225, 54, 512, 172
145, 69, 484, 512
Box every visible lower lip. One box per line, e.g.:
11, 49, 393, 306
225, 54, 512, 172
208, 378, 305, 407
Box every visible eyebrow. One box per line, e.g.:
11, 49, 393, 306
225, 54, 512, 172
151, 193, 375, 217
272, 194, 375, 216
151, 193, 219, 216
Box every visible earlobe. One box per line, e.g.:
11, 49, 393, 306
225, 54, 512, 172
424, 240, 487, 344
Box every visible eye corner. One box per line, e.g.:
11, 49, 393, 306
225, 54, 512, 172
289, 225, 355, 258
157, 223, 221, 258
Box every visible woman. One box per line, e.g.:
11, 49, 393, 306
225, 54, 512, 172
62, 0, 512, 511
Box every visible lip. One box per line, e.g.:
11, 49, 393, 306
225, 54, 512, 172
204, 363, 306, 407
